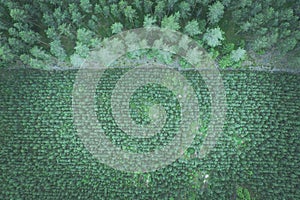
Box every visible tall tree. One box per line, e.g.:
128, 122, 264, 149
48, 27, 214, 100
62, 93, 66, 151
154, 1, 166, 20
179, 2, 191, 20
80, 0, 92, 13
76, 28, 94, 48
230, 47, 246, 62
111, 22, 123, 34
143, 15, 157, 28
124, 5, 137, 23
208, 1, 224, 24
161, 12, 180, 31
203, 27, 224, 47
50, 39, 67, 61
184, 20, 201, 36
75, 42, 89, 58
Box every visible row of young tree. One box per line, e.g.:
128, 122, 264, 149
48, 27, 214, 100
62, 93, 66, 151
0, 0, 299, 69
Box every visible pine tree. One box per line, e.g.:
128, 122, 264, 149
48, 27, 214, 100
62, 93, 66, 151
154, 1, 166, 20
184, 20, 201, 36
80, 0, 92, 13
230, 47, 246, 62
77, 28, 93, 46
208, 1, 224, 24
161, 12, 180, 31
124, 6, 137, 23
203, 27, 225, 47
50, 39, 67, 61
179, 2, 191, 20
143, 15, 157, 28
111, 22, 123, 34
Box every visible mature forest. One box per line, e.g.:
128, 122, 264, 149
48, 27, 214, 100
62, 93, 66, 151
0, 0, 299, 69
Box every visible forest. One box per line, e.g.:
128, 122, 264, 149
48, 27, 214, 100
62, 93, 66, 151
0, 0, 299, 70
0, 1, 299, 199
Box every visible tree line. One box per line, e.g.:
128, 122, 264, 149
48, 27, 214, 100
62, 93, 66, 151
0, 0, 299, 69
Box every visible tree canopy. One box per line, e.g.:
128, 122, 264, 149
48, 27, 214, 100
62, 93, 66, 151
0, 0, 298, 69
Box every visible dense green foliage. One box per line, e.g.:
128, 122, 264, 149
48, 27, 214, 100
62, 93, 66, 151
1, 69, 299, 199
236, 186, 254, 200
0, 1, 299, 199
0, 0, 299, 69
